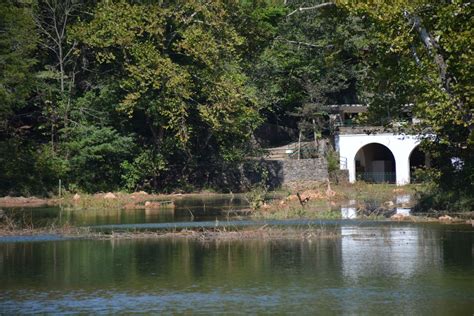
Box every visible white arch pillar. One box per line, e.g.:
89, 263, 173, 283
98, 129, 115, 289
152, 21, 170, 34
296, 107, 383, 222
336, 132, 421, 186
395, 152, 410, 185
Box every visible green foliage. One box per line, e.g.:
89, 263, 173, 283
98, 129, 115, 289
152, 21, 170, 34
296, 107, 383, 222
0, 140, 64, 196
121, 149, 167, 192
71, 1, 261, 146
331, 0, 473, 211
245, 165, 270, 210
0, 0, 37, 126
326, 149, 340, 174
62, 125, 135, 193
0, 0, 471, 207
253, 1, 368, 138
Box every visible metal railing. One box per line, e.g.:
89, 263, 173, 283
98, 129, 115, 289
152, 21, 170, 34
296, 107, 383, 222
288, 142, 319, 159
357, 172, 396, 183
264, 141, 320, 160
340, 157, 348, 169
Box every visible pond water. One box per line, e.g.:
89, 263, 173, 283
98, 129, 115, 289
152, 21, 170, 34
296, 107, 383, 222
2, 193, 418, 228
1, 223, 473, 314
1, 195, 473, 313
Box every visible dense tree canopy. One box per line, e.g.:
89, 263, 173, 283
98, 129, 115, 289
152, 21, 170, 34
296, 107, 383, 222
0, 0, 472, 210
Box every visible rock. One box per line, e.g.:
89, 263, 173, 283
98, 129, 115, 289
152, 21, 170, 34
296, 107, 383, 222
104, 192, 117, 199
73, 193, 81, 201
135, 191, 148, 195
143, 201, 169, 209
325, 189, 336, 198
391, 213, 407, 220
438, 215, 453, 221
287, 195, 299, 201
261, 203, 270, 210
301, 190, 323, 199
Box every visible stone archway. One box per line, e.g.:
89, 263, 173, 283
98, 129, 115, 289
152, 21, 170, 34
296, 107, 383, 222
354, 143, 396, 183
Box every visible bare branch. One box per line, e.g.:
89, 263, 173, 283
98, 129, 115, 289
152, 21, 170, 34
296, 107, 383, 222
62, 41, 77, 63
275, 37, 324, 49
287, 2, 334, 17
33, 14, 60, 47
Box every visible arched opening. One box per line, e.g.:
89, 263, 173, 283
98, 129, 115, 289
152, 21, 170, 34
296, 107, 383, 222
354, 143, 396, 183
409, 146, 428, 182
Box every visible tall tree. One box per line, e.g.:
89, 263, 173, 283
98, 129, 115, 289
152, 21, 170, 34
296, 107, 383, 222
254, 0, 370, 146
0, 0, 37, 132
70, 1, 262, 190
33, 0, 84, 149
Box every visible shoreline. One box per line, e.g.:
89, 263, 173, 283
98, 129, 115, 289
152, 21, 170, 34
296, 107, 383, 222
0, 183, 414, 208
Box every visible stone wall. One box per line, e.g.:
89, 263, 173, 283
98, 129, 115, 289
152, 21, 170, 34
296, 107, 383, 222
278, 158, 328, 183
329, 169, 349, 184
212, 158, 329, 192
242, 158, 328, 189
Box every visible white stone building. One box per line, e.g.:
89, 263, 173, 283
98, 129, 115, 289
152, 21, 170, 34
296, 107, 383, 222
335, 126, 427, 185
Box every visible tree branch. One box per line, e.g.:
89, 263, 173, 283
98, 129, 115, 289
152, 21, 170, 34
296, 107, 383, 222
275, 37, 324, 49
403, 11, 448, 93
287, 2, 334, 17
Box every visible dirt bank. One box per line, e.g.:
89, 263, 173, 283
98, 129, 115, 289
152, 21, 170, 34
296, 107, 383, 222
0, 196, 56, 208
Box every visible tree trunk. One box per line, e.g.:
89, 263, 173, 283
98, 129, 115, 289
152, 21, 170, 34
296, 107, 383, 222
298, 130, 302, 160
312, 118, 319, 155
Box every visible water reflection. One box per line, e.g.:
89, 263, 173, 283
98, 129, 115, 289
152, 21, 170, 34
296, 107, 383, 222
0, 224, 472, 314
5, 193, 422, 227
3, 195, 249, 227
340, 195, 415, 219
341, 207, 357, 219
341, 200, 357, 219
341, 226, 442, 279
395, 194, 411, 215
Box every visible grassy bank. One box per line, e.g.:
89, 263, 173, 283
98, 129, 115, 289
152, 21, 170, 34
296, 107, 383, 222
250, 182, 421, 220
1, 182, 470, 219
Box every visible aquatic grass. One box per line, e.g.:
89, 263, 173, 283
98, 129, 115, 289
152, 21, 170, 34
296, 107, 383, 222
251, 202, 342, 220
0, 211, 89, 237
94, 225, 342, 242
